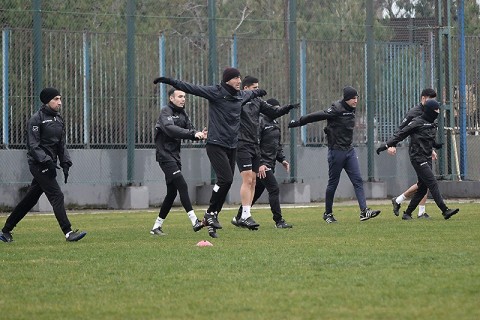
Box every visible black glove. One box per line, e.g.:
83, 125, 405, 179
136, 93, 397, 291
153, 77, 174, 85
288, 103, 300, 110
376, 145, 388, 155
41, 160, 58, 178
61, 163, 70, 184
256, 89, 267, 97
288, 120, 301, 128
433, 142, 443, 149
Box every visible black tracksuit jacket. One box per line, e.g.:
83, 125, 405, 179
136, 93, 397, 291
27, 105, 71, 167
166, 79, 264, 149
295, 100, 356, 151
398, 103, 423, 130
239, 98, 292, 145
386, 115, 438, 164
155, 102, 198, 163
258, 114, 286, 169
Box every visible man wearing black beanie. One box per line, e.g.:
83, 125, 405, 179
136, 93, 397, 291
288, 86, 381, 223
153, 68, 267, 238
222, 67, 241, 83
1, 88, 86, 243
343, 86, 358, 101
376, 100, 459, 220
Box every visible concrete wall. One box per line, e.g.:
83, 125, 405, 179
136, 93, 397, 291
1, 144, 479, 210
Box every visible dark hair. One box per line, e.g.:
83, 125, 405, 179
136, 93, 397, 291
168, 88, 178, 97
241, 75, 259, 89
421, 88, 437, 99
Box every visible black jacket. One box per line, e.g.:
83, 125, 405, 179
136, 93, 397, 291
155, 102, 197, 163
239, 98, 292, 144
398, 103, 423, 130
167, 79, 264, 149
296, 100, 356, 150
386, 116, 437, 164
259, 114, 286, 170
27, 105, 71, 167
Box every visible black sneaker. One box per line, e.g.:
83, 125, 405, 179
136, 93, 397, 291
0, 231, 13, 243
402, 212, 413, 220
150, 227, 166, 236
360, 208, 381, 221
442, 208, 459, 220
231, 216, 242, 228
323, 212, 337, 223
417, 213, 430, 219
207, 226, 218, 238
275, 220, 293, 229
237, 216, 260, 230
192, 219, 204, 232
203, 212, 222, 229
66, 229, 87, 242
391, 197, 401, 216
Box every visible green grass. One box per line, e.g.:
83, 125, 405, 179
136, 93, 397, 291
1, 203, 479, 320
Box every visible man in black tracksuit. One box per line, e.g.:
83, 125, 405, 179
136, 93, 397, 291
154, 68, 266, 238
150, 88, 207, 236
389, 88, 438, 218
376, 100, 459, 220
0, 88, 86, 243
232, 76, 298, 230
234, 98, 293, 228
288, 86, 381, 223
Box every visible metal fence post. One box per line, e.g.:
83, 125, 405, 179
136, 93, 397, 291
32, 0, 43, 106
126, 0, 136, 185
159, 33, 166, 108
288, 0, 297, 182
299, 39, 306, 145
366, 0, 375, 181
231, 33, 237, 68
436, 0, 446, 178
208, 0, 217, 185
83, 32, 91, 148
2, 28, 10, 147
458, 0, 467, 180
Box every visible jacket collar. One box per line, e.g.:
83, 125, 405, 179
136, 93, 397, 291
220, 81, 239, 96
341, 100, 355, 112
168, 102, 185, 113
41, 105, 59, 116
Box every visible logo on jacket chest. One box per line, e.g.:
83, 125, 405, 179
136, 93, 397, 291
167, 115, 180, 121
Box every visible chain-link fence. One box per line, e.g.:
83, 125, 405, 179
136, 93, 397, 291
1, 1, 480, 189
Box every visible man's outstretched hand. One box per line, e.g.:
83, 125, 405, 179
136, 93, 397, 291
288, 103, 300, 110
256, 89, 267, 97
153, 77, 174, 85
376, 145, 388, 155
288, 120, 301, 128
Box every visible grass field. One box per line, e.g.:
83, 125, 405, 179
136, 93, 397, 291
1, 201, 479, 320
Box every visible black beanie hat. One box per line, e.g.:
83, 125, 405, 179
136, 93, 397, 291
424, 99, 439, 110
266, 98, 280, 106
40, 87, 61, 104
343, 86, 358, 101
423, 99, 440, 122
222, 67, 241, 83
